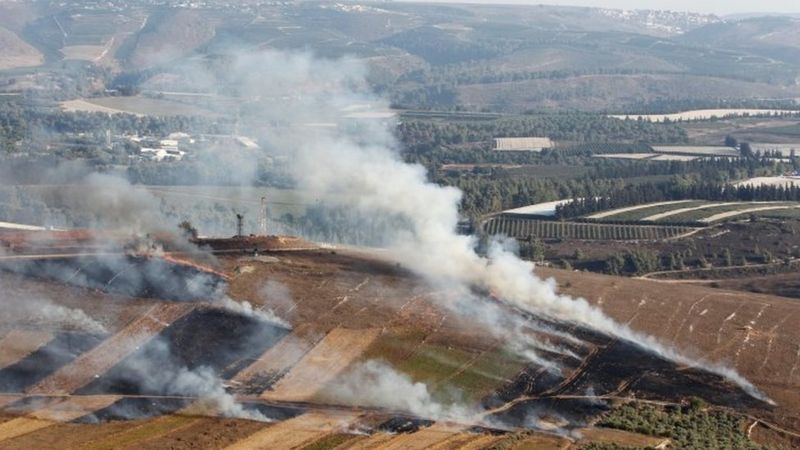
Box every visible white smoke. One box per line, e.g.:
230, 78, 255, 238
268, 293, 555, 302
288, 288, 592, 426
8, 296, 107, 334
121, 338, 271, 421
211, 49, 771, 403
217, 296, 290, 329
322, 359, 472, 421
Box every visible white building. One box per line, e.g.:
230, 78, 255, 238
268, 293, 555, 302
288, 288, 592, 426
493, 137, 553, 152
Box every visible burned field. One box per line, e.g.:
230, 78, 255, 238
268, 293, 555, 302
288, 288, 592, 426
0, 231, 797, 448
0, 255, 227, 301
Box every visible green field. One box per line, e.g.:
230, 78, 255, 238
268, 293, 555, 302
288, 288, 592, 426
597, 201, 709, 222
485, 216, 696, 240
586, 200, 800, 224
663, 202, 799, 222
356, 329, 526, 403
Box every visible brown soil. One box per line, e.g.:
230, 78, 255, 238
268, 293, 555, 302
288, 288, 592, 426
367, 424, 465, 450
0, 331, 54, 369
0, 419, 141, 450
29, 395, 122, 422
0, 417, 54, 442
0, 26, 43, 70
223, 411, 360, 450
196, 235, 317, 252
261, 328, 380, 402
2, 242, 799, 447
576, 427, 669, 447
105, 417, 268, 450
540, 267, 800, 433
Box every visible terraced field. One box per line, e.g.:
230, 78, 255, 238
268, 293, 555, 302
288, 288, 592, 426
586, 200, 800, 224
0, 236, 796, 449
484, 215, 697, 240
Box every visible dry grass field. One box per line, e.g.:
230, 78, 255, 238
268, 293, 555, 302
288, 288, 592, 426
0, 235, 797, 448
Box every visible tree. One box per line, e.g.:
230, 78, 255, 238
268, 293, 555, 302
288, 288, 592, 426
722, 248, 732, 267
724, 135, 738, 148
740, 142, 753, 159
178, 220, 198, 239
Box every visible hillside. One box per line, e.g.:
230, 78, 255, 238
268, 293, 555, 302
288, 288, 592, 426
0, 231, 796, 448
0, 26, 43, 71
2, 2, 799, 113
117, 9, 216, 70
680, 17, 800, 50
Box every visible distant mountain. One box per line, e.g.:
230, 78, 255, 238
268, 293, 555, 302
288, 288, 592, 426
680, 16, 800, 49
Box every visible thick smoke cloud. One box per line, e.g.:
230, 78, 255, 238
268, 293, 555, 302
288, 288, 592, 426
190, 49, 769, 402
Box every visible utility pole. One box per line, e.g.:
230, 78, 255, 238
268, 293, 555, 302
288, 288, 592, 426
236, 213, 244, 238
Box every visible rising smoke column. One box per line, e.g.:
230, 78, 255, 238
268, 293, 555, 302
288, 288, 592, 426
210, 49, 770, 402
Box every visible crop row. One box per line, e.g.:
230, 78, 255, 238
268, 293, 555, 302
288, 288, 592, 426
484, 216, 696, 241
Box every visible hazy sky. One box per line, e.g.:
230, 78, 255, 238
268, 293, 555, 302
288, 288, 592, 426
402, 0, 800, 15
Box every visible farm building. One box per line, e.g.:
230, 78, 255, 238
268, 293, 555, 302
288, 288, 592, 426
494, 137, 553, 152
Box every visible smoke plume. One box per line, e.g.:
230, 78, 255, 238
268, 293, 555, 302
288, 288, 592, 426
202, 49, 770, 402
322, 359, 471, 421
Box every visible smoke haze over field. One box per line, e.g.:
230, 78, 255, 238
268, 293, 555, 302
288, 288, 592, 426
179, 48, 770, 403
0, 44, 772, 424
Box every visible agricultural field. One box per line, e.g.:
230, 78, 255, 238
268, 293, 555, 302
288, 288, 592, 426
585, 200, 696, 220
0, 231, 796, 448
588, 200, 800, 223
59, 96, 218, 118
483, 215, 697, 240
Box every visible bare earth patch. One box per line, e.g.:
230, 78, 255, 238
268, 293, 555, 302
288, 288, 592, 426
261, 327, 380, 402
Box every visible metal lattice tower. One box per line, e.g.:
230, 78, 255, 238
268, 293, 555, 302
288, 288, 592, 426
259, 196, 268, 236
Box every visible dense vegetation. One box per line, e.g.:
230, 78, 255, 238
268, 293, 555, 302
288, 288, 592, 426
398, 113, 689, 153
598, 401, 775, 450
